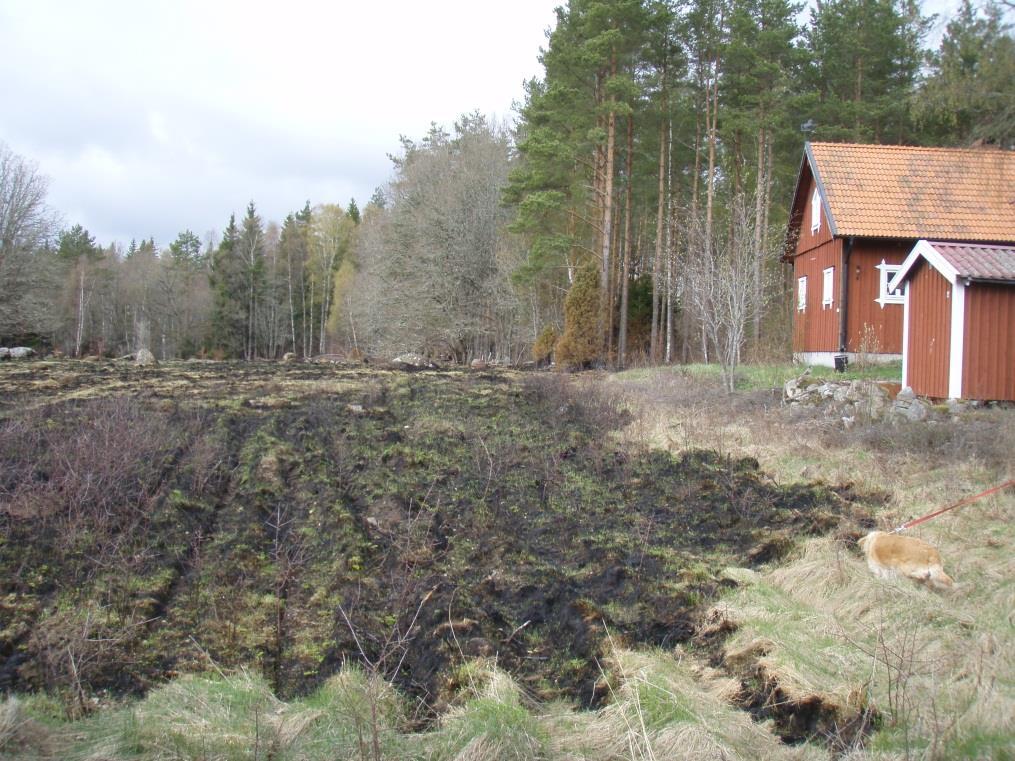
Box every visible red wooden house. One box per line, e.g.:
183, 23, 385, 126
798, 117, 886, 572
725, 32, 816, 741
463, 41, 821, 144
889, 241, 1015, 401
785, 143, 1015, 367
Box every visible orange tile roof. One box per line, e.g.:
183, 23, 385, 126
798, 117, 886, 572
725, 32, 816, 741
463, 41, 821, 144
808, 142, 1015, 242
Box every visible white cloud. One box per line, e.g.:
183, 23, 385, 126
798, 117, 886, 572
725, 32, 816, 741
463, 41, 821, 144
0, 0, 557, 246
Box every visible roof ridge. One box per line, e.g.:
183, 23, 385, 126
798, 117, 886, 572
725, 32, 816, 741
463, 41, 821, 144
808, 141, 1014, 156
929, 241, 1015, 249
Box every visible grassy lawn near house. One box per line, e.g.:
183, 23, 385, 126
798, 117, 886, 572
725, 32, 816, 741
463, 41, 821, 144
664, 361, 903, 392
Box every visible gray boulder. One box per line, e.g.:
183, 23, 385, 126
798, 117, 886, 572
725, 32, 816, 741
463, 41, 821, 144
392, 352, 434, 370
896, 386, 917, 402
135, 348, 157, 367
6, 347, 35, 359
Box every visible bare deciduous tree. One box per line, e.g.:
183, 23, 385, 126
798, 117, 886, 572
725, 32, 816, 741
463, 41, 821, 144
0, 142, 59, 340
684, 192, 778, 392
350, 115, 528, 362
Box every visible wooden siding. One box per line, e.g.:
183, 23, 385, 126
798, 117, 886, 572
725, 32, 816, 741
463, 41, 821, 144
794, 175, 833, 254
906, 263, 952, 398
962, 284, 1015, 401
792, 238, 842, 352
845, 241, 909, 354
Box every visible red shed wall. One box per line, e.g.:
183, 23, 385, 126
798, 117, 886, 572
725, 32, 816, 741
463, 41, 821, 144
906, 263, 951, 398
845, 241, 909, 354
962, 284, 1015, 401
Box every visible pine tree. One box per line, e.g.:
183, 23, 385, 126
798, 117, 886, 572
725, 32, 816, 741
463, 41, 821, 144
803, 0, 930, 143
916, 0, 1015, 146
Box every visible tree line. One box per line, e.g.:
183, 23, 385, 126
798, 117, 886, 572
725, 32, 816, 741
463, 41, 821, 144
1, 0, 1011, 370
506, 0, 1013, 385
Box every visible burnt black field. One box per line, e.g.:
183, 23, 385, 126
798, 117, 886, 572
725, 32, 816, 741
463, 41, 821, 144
0, 360, 869, 716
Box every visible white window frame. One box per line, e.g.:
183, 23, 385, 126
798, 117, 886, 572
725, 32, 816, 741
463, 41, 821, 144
810, 188, 821, 233
876, 259, 905, 308
822, 266, 834, 309
797, 276, 807, 312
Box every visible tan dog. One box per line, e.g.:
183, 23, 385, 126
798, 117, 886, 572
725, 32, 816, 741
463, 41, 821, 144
858, 531, 954, 590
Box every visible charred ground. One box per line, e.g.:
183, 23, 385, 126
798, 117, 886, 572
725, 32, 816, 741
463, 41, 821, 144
0, 360, 872, 721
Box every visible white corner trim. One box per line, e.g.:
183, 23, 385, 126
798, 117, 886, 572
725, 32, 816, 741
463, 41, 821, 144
892, 240, 959, 291
949, 280, 965, 399
901, 281, 910, 389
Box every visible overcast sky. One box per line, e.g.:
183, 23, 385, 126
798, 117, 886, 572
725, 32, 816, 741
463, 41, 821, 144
1, 0, 969, 249
0, 0, 560, 247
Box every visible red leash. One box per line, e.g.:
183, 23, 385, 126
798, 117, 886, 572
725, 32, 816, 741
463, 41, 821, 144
892, 479, 1015, 533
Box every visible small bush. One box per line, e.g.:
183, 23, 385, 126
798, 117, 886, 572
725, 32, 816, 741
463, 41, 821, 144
531, 325, 558, 366
554, 264, 601, 370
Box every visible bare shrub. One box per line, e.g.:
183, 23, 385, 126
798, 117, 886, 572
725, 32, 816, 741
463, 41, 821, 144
524, 373, 629, 438
683, 193, 781, 393
0, 397, 182, 537
854, 323, 881, 370
0, 397, 211, 709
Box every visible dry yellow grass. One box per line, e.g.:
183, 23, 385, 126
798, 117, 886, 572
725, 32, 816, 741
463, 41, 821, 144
608, 365, 1015, 760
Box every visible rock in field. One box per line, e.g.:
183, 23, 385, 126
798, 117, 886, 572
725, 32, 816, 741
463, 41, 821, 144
392, 352, 434, 370
2, 347, 35, 360
135, 348, 157, 367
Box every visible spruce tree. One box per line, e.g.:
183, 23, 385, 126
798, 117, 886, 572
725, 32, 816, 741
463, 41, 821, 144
209, 214, 245, 357
239, 202, 265, 360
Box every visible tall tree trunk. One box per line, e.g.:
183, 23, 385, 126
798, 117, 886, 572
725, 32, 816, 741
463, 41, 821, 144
319, 261, 330, 356
685, 87, 704, 363
247, 247, 256, 361
651, 109, 666, 363
704, 52, 720, 261
75, 264, 86, 357
600, 56, 617, 358
665, 117, 675, 364
751, 125, 767, 348
300, 266, 308, 358
308, 277, 314, 359
619, 116, 634, 369
287, 250, 296, 353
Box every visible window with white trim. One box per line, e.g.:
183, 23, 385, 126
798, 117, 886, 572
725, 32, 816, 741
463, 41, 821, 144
797, 276, 807, 312
810, 188, 821, 233
876, 260, 905, 307
822, 266, 834, 308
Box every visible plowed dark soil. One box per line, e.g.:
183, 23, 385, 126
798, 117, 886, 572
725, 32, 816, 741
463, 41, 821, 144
0, 360, 871, 718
